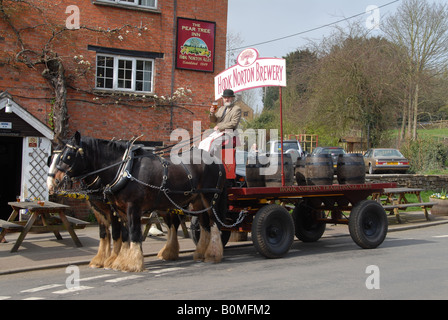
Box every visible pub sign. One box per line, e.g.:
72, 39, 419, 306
176, 17, 216, 72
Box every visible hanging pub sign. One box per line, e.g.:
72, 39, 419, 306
176, 17, 216, 72
214, 48, 286, 100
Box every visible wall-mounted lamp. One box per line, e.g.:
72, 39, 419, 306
5, 99, 12, 113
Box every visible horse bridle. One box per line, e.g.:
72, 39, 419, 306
56, 143, 85, 175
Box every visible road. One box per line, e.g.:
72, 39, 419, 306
1, 224, 447, 302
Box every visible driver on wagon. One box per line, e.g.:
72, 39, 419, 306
202, 89, 241, 178
209, 89, 242, 132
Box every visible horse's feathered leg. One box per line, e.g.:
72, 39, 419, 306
157, 211, 180, 261
193, 224, 210, 261
89, 207, 111, 268
202, 194, 223, 263
121, 203, 144, 272
112, 208, 143, 272
193, 198, 210, 261
104, 210, 123, 269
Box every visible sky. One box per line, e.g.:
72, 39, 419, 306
226, 0, 444, 111
227, 0, 401, 59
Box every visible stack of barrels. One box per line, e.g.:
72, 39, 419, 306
245, 154, 294, 187
295, 153, 365, 186
245, 153, 365, 187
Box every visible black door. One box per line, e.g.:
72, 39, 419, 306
0, 137, 22, 220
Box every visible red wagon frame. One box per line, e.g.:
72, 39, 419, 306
210, 182, 397, 259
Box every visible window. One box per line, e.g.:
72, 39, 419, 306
97, 0, 157, 9
96, 55, 154, 93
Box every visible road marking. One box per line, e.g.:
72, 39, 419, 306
105, 275, 144, 283
0, 296, 11, 300
149, 267, 184, 274
21, 284, 63, 293
433, 235, 448, 238
80, 274, 115, 282
52, 286, 93, 294
22, 297, 45, 300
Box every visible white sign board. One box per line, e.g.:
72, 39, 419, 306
0, 122, 12, 129
214, 48, 286, 100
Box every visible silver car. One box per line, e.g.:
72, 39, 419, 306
364, 148, 410, 174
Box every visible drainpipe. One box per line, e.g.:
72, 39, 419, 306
169, 0, 178, 131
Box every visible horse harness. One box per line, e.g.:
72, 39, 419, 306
60, 141, 225, 215
119, 147, 225, 215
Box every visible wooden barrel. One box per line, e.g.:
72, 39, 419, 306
295, 157, 307, 186
245, 155, 266, 187
264, 154, 294, 187
306, 154, 333, 185
336, 153, 365, 184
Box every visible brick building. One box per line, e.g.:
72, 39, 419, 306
0, 0, 228, 218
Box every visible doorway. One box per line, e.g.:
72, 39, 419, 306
0, 137, 22, 220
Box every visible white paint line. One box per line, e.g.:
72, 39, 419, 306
21, 284, 63, 293
149, 267, 184, 274
105, 275, 144, 283
80, 274, 115, 282
52, 286, 93, 294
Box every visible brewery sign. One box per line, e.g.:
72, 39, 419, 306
214, 48, 286, 100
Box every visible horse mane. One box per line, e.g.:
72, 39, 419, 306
80, 136, 130, 167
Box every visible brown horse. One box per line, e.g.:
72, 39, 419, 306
48, 132, 227, 272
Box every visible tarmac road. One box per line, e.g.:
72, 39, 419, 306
1, 223, 447, 301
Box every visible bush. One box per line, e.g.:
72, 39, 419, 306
400, 137, 448, 173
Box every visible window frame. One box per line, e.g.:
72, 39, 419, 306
95, 54, 155, 94
96, 0, 158, 10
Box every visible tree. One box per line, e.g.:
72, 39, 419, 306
261, 49, 317, 133
384, 0, 448, 141
305, 30, 405, 147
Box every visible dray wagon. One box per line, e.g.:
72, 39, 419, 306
205, 182, 396, 258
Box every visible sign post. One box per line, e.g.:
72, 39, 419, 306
214, 48, 286, 100
279, 87, 285, 186
214, 48, 287, 185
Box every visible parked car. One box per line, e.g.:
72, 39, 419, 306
363, 148, 410, 174
266, 140, 305, 165
311, 146, 346, 172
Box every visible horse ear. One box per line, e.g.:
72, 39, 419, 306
74, 131, 81, 145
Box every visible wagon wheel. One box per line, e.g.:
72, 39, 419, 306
252, 204, 294, 259
292, 201, 326, 242
349, 200, 388, 249
189, 216, 231, 248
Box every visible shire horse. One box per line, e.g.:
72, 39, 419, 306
47, 144, 125, 269
48, 131, 227, 272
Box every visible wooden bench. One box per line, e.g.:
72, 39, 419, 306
382, 202, 437, 223
52, 214, 90, 229
1, 201, 84, 252
0, 219, 24, 232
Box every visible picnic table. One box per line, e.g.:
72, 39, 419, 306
0, 201, 88, 252
372, 187, 437, 223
